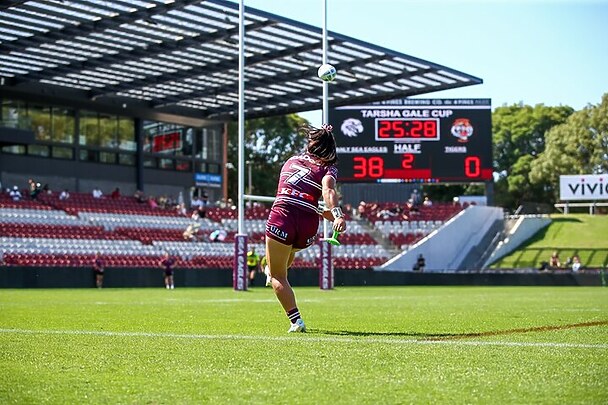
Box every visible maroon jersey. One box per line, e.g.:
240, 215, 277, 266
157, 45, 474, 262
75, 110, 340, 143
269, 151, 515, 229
273, 153, 338, 214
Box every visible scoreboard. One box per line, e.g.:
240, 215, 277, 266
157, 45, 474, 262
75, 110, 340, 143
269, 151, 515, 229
329, 99, 493, 183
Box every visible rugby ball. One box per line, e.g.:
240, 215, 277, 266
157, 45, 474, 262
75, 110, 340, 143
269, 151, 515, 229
317, 63, 337, 82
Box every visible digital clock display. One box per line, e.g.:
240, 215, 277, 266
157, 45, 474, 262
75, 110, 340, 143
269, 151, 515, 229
330, 99, 493, 183
376, 118, 439, 140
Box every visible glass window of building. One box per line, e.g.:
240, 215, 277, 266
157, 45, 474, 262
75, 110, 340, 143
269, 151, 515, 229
29, 104, 52, 141
176, 160, 191, 172
99, 113, 118, 148
52, 107, 75, 144
177, 127, 194, 157
118, 117, 135, 151
208, 163, 221, 174
1, 99, 27, 129
99, 151, 117, 164
79, 110, 99, 147
196, 125, 222, 161
159, 158, 174, 170
79, 149, 97, 162
51, 146, 73, 159
118, 153, 135, 166
1, 145, 26, 155
28, 144, 49, 157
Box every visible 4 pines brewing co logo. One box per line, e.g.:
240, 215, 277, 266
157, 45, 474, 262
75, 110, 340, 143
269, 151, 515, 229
451, 118, 474, 142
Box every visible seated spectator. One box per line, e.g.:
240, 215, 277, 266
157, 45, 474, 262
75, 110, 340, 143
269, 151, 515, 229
191, 210, 201, 221
59, 189, 70, 200
190, 196, 202, 210
148, 196, 158, 209
413, 253, 426, 272
377, 209, 396, 220
111, 187, 121, 199
357, 201, 366, 219
571, 255, 582, 272
28, 179, 41, 200
423, 196, 433, 207
176, 202, 187, 217
134, 190, 146, 203
157, 195, 168, 209
92, 187, 103, 199
9, 186, 22, 201
183, 223, 202, 242
42, 184, 52, 195
549, 251, 560, 268
209, 229, 228, 242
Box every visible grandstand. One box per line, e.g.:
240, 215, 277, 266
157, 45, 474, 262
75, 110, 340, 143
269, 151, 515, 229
0, 191, 459, 272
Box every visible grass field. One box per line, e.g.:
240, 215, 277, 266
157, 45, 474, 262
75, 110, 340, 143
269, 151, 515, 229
1, 286, 607, 404
492, 214, 608, 269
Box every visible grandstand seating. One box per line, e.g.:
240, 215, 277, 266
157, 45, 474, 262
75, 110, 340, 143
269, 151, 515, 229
0, 191, 461, 270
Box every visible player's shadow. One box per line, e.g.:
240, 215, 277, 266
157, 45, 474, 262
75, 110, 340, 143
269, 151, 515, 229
309, 329, 458, 339
310, 319, 608, 340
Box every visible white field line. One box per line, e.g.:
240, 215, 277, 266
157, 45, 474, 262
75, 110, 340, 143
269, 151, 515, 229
0, 328, 607, 349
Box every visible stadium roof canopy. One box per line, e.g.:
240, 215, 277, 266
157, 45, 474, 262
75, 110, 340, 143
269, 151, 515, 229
0, 0, 482, 122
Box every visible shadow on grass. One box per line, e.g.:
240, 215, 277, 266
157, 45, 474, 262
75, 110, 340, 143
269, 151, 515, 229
525, 216, 582, 245
309, 329, 456, 339
310, 320, 608, 340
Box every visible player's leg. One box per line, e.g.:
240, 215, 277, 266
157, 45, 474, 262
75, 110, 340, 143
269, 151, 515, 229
266, 237, 297, 312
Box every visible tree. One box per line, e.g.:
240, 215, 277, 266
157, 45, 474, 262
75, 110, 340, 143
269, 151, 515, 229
530, 93, 608, 201
492, 103, 574, 208
226, 114, 310, 200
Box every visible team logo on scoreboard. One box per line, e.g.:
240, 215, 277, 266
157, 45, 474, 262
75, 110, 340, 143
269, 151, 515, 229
340, 118, 364, 137
451, 118, 474, 143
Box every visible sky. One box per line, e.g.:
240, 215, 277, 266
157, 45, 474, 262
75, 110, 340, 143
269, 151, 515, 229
229, 0, 608, 122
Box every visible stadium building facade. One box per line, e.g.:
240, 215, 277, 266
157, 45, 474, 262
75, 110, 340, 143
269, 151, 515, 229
0, 94, 226, 203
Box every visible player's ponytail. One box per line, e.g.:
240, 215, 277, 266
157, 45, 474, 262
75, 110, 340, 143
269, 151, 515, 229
301, 124, 338, 166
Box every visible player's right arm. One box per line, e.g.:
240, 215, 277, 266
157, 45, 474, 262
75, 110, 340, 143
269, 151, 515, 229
321, 174, 346, 233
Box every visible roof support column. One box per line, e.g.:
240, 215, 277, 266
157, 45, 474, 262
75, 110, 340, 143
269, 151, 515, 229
134, 118, 144, 192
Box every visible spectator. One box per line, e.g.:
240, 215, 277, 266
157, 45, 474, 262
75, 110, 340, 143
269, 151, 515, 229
42, 184, 52, 195
9, 186, 22, 201
92, 187, 103, 199
147, 196, 158, 209
357, 201, 366, 219
28, 179, 41, 200
191, 210, 201, 221
176, 202, 187, 216
160, 253, 176, 289
413, 253, 426, 272
411, 189, 422, 208
157, 195, 168, 209
549, 251, 560, 268
197, 193, 210, 218
134, 190, 146, 203
183, 223, 202, 242
571, 255, 582, 272
423, 196, 433, 207
59, 189, 70, 200
209, 229, 228, 242
111, 187, 121, 199
190, 196, 202, 210
93, 253, 105, 288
